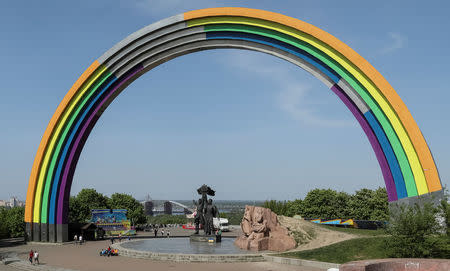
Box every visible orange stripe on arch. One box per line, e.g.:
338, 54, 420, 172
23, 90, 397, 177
24, 61, 100, 223
184, 7, 441, 193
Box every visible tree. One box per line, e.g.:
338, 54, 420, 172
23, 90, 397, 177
302, 189, 339, 219
147, 214, 187, 225
0, 207, 10, 239
334, 192, 351, 218
286, 199, 303, 217
386, 201, 448, 258
439, 190, 450, 236
5, 207, 25, 237
0, 207, 25, 238
262, 200, 289, 216
440, 200, 450, 236
348, 188, 374, 220
109, 193, 146, 225
71, 188, 110, 223
371, 187, 389, 221
219, 211, 244, 225
68, 196, 83, 223
348, 188, 389, 220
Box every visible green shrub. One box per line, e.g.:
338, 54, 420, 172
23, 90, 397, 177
0, 207, 25, 238
263, 187, 389, 221
440, 199, 450, 236
219, 211, 244, 225
386, 201, 448, 258
146, 214, 187, 225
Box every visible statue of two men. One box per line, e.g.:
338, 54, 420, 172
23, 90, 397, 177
193, 185, 218, 235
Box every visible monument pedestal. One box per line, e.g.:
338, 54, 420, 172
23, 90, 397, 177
190, 234, 221, 243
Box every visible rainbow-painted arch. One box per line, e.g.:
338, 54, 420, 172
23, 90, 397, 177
25, 8, 442, 242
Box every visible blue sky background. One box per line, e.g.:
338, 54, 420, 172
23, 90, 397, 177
0, 0, 448, 201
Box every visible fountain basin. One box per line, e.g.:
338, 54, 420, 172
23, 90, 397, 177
112, 238, 266, 262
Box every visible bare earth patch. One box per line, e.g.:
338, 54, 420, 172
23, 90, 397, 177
278, 216, 356, 251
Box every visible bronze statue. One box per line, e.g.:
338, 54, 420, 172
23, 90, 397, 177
203, 198, 218, 235
193, 185, 218, 235
192, 198, 204, 234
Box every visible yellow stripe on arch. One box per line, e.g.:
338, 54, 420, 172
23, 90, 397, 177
25, 61, 100, 223
185, 9, 437, 195
32, 65, 107, 223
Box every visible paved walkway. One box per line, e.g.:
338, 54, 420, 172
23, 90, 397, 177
0, 228, 325, 271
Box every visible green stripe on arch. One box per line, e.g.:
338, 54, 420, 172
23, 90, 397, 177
32, 65, 108, 223
40, 70, 112, 223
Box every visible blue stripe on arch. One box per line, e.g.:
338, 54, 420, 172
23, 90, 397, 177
364, 110, 407, 199
206, 31, 341, 84
48, 75, 118, 224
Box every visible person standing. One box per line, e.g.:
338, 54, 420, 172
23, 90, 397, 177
28, 250, 33, 264
79, 235, 83, 245
74, 234, 78, 244
33, 250, 39, 265
154, 228, 158, 237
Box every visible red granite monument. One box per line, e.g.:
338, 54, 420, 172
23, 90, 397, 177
234, 206, 296, 252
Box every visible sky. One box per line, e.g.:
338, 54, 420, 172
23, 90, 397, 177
0, 0, 449, 201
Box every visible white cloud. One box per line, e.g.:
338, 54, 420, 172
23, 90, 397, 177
380, 32, 406, 54
278, 84, 353, 127
218, 51, 353, 127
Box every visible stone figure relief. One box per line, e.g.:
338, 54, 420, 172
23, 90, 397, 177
235, 205, 296, 252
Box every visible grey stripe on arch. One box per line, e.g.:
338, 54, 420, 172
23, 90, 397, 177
97, 13, 184, 65
114, 33, 207, 77
109, 27, 206, 75
337, 79, 370, 114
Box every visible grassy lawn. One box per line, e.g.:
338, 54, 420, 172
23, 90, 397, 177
278, 237, 390, 264
316, 225, 387, 236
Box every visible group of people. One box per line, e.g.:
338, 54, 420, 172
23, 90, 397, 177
99, 247, 118, 257
73, 234, 84, 244
28, 250, 39, 265
153, 228, 171, 238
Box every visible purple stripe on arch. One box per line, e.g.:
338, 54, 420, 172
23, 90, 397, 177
56, 64, 144, 224
330, 84, 397, 201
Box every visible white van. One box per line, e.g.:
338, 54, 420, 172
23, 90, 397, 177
213, 217, 230, 232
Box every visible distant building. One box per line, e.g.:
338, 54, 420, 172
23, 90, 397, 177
0, 197, 24, 208
164, 201, 172, 215
9, 197, 17, 207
